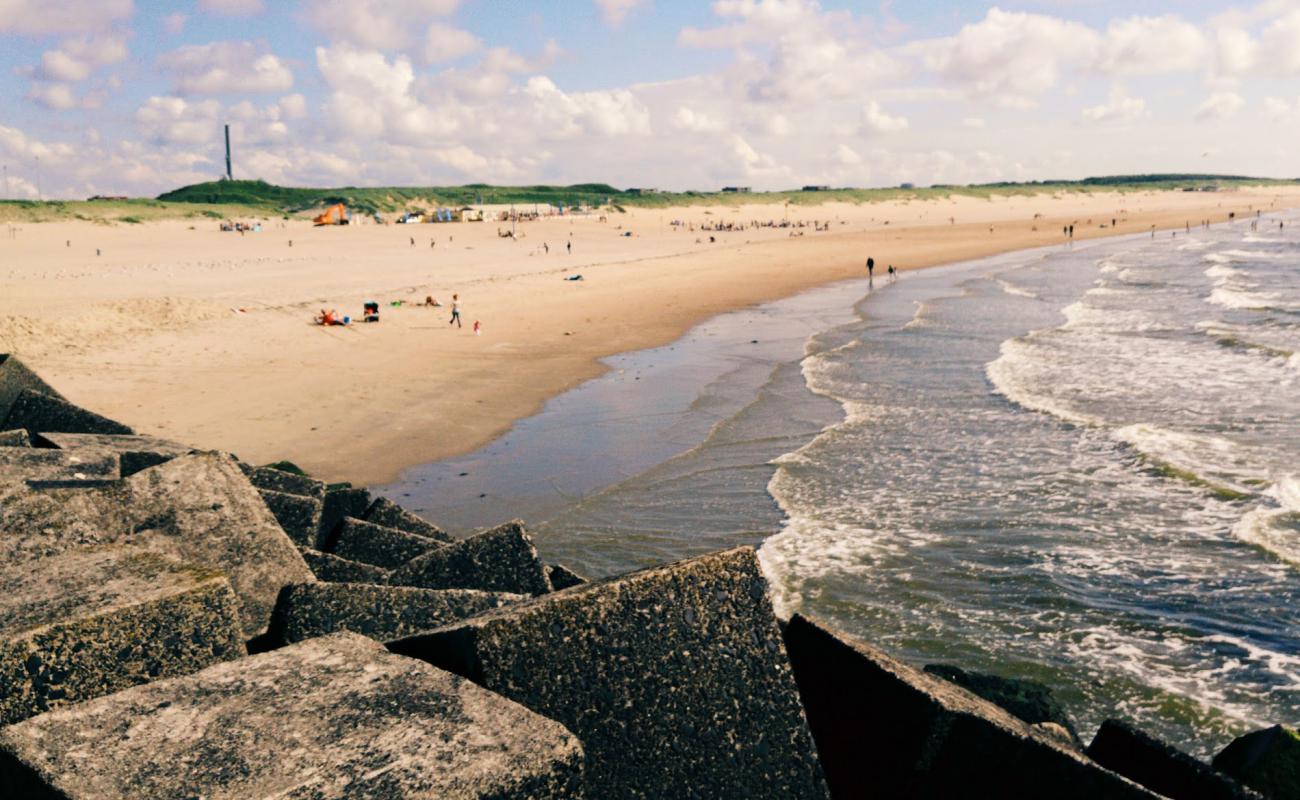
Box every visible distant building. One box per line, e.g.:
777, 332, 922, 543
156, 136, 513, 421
721, 186, 752, 193
87, 195, 128, 201
802, 185, 831, 191
626, 188, 660, 195
899, 182, 915, 190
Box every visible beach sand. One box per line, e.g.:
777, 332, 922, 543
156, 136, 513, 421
3, 187, 1296, 484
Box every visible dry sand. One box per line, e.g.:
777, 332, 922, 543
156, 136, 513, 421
3, 187, 1297, 485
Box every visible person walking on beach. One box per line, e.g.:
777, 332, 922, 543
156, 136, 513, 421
866, 256, 875, 279
449, 293, 462, 328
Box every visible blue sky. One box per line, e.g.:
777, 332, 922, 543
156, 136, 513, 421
2, 0, 1299, 198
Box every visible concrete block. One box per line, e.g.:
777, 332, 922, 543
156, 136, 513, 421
0, 632, 584, 799
1214, 725, 1300, 800
271, 582, 524, 644
319, 486, 372, 540
0, 547, 244, 726
258, 488, 323, 549
925, 663, 1080, 745
0, 448, 119, 488
0, 429, 30, 447
545, 563, 587, 591
388, 520, 552, 596
365, 496, 451, 543
1, 389, 133, 437
301, 549, 391, 584
0, 355, 63, 423
36, 432, 194, 476
0, 480, 119, 562
243, 464, 326, 498
1088, 719, 1262, 800
782, 613, 1159, 799
329, 516, 444, 569
391, 546, 828, 799
69, 453, 316, 639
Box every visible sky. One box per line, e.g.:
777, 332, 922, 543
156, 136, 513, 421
2, 0, 1299, 199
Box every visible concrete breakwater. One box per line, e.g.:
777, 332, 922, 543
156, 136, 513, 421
0, 352, 1291, 799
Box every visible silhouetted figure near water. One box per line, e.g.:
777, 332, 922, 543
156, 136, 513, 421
866, 257, 874, 279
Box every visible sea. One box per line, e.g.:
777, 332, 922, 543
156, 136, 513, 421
382, 213, 1299, 756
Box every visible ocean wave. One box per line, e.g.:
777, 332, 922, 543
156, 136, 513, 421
1207, 286, 1285, 311
985, 337, 1097, 426
996, 279, 1040, 299
903, 300, 932, 329
1112, 424, 1265, 501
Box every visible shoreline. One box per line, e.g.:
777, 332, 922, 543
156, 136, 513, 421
3, 188, 1297, 484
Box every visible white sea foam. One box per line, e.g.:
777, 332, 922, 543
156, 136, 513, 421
903, 300, 932, 329
1207, 285, 1283, 310
996, 279, 1039, 299
1112, 424, 1265, 496
985, 337, 1097, 426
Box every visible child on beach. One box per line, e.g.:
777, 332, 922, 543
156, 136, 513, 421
473, 320, 481, 336
449, 294, 462, 328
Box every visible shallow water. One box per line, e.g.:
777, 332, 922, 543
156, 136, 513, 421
384, 215, 1300, 756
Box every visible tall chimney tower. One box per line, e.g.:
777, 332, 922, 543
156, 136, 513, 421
224, 124, 232, 180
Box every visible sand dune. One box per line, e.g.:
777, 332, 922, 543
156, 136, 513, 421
3, 187, 1296, 484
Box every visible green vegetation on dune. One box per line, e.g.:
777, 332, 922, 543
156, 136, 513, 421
156, 175, 1298, 213
1, 174, 1294, 224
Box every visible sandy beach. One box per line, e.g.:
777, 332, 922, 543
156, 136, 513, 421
3, 186, 1296, 485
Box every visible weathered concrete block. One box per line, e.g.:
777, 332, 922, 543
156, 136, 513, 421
391, 546, 828, 799
0, 448, 119, 488
1, 389, 133, 437
0, 355, 64, 423
329, 516, 444, 569
0, 429, 30, 447
36, 432, 194, 476
0, 547, 244, 726
243, 463, 326, 498
365, 496, 451, 542
0, 480, 119, 562
1088, 719, 1262, 800
925, 663, 1080, 745
545, 563, 587, 591
388, 520, 552, 596
258, 488, 323, 549
68, 453, 316, 639
782, 614, 1158, 800
0, 632, 584, 799
272, 582, 524, 644
1214, 725, 1300, 800
319, 486, 372, 540
301, 548, 392, 584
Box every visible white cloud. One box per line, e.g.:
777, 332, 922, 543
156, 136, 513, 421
31, 34, 129, 82
0, 0, 132, 35
916, 8, 1101, 107
303, 0, 461, 50
278, 93, 307, 119
1259, 10, 1300, 73
836, 144, 861, 165
522, 76, 652, 138
1213, 27, 1257, 77
1082, 88, 1145, 122
423, 23, 481, 64
596, 0, 647, 26
26, 83, 79, 110
673, 107, 725, 133
1097, 15, 1207, 74
162, 13, 187, 35
158, 41, 294, 95
135, 96, 223, 144
199, 0, 265, 16
861, 101, 907, 133
961, 117, 985, 129
315, 44, 458, 142
1196, 91, 1245, 121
